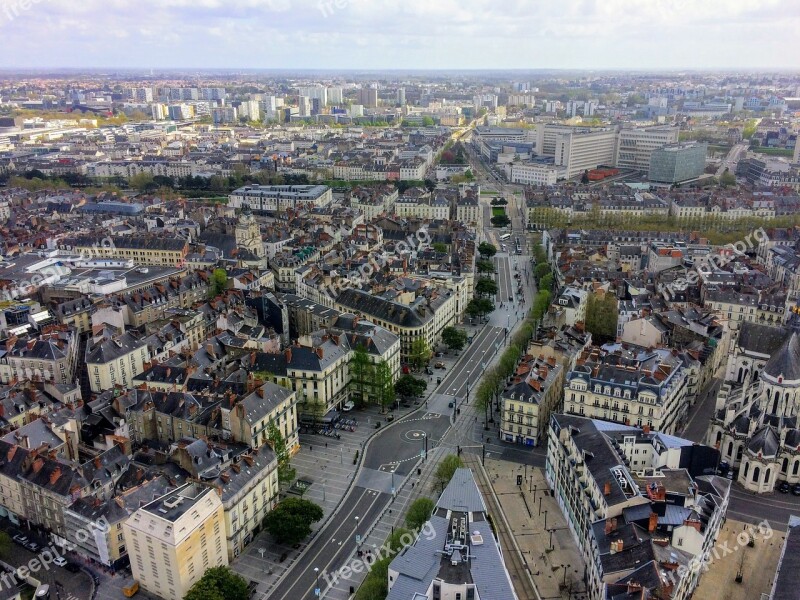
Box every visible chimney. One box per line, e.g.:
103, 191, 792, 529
604, 519, 613, 536
285, 348, 292, 363
7, 446, 17, 461
643, 424, 651, 434
604, 481, 612, 496
256, 386, 264, 398
648, 512, 658, 533
683, 519, 702, 533
49, 466, 62, 485
93, 456, 101, 469
315, 347, 324, 359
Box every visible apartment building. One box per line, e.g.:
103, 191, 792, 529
563, 346, 689, 435
455, 195, 482, 228
225, 381, 299, 451
616, 126, 680, 172
394, 194, 450, 220
124, 483, 228, 600
64, 236, 189, 267
546, 414, 728, 600
171, 439, 279, 560
335, 286, 459, 361
500, 354, 563, 446
0, 327, 79, 386
0, 441, 30, 524
85, 326, 151, 393
228, 184, 333, 212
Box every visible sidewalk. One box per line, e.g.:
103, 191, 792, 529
484, 459, 589, 600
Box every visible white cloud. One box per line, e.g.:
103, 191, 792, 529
0, 0, 797, 68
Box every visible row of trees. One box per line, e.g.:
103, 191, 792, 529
355, 454, 463, 599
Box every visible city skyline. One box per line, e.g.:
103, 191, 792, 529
0, 0, 797, 71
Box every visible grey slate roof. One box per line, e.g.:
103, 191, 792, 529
435, 467, 486, 514
764, 330, 800, 381
772, 515, 800, 600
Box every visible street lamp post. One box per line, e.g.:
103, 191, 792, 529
314, 567, 320, 597
354, 516, 360, 545
543, 509, 548, 531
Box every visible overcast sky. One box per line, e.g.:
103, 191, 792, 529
0, 0, 797, 71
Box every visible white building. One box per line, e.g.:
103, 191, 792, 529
616, 126, 681, 172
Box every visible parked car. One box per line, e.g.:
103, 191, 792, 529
779, 480, 791, 493
342, 401, 355, 412
435, 361, 446, 369
24, 541, 40, 552
53, 556, 68, 567
434, 352, 443, 358
12, 534, 28, 545
793, 484, 800, 496
425, 366, 433, 375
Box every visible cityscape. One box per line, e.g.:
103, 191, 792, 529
0, 2, 799, 600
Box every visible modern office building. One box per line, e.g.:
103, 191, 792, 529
124, 483, 227, 600
357, 87, 378, 108
648, 142, 708, 184
553, 128, 618, 179
616, 126, 680, 172
387, 468, 517, 600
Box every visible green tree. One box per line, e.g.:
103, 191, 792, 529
375, 360, 396, 412
350, 345, 374, 406
478, 242, 497, 258
262, 498, 324, 546
491, 214, 511, 228
720, 170, 736, 187
534, 263, 551, 284
409, 338, 431, 370
395, 374, 427, 399
210, 268, 228, 298
129, 172, 155, 191
267, 420, 296, 487
441, 327, 468, 352
581, 170, 590, 185
184, 567, 248, 600
585, 292, 618, 344
435, 454, 464, 491
475, 277, 498, 297
432, 242, 449, 253
465, 297, 495, 320
476, 259, 495, 274
531, 290, 552, 322
405, 498, 435, 531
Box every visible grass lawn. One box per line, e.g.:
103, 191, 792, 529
491, 206, 506, 217
751, 147, 793, 157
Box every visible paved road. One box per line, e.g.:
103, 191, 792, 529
716, 142, 749, 178
266, 325, 512, 599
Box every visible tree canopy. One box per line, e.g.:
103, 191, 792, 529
267, 421, 296, 487
441, 327, 468, 352
184, 567, 248, 600
395, 374, 427, 399
475, 277, 498, 297
262, 498, 323, 546
435, 454, 464, 491
585, 292, 618, 344
405, 498, 435, 531
478, 242, 497, 258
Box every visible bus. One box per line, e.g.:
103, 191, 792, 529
499, 233, 511, 241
